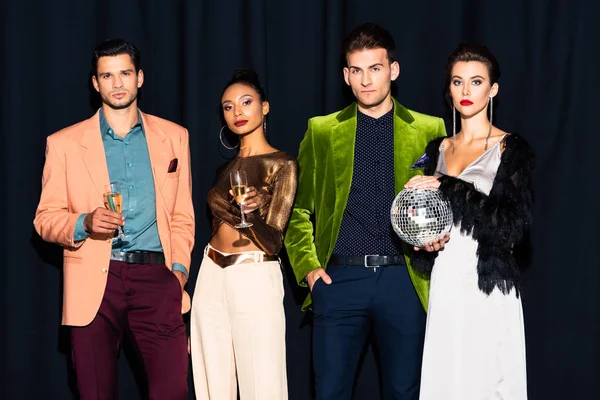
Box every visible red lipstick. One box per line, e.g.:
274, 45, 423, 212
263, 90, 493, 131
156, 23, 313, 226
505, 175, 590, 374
460, 100, 473, 106
234, 120, 248, 127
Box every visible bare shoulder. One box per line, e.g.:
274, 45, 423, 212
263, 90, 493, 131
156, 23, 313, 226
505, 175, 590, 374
263, 145, 280, 154
490, 127, 510, 153
440, 136, 450, 149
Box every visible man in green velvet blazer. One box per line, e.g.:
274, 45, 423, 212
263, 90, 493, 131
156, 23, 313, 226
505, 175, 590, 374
285, 97, 445, 310
284, 24, 446, 399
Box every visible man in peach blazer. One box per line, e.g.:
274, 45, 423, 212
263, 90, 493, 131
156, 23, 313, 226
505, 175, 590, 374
34, 39, 194, 400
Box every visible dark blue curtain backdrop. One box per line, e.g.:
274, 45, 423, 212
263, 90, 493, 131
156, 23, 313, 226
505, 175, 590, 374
1, 1, 599, 399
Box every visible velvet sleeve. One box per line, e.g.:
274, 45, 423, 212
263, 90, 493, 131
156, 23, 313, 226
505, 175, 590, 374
283, 121, 322, 286
407, 136, 445, 277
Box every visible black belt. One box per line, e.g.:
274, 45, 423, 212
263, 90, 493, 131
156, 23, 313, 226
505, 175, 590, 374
328, 254, 405, 268
110, 251, 165, 265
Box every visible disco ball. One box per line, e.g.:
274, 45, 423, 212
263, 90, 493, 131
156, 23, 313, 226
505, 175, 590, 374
390, 189, 453, 247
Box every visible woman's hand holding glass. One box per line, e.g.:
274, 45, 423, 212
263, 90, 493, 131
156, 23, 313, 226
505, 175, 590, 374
230, 186, 270, 214
229, 170, 253, 228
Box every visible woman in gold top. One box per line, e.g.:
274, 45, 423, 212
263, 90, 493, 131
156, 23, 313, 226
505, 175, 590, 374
190, 69, 297, 400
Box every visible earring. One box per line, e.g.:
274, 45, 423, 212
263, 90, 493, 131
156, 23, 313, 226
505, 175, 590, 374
219, 126, 239, 150
484, 97, 493, 150
489, 96, 494, 126
263, 118, 267, 134
452, 104, 457, 155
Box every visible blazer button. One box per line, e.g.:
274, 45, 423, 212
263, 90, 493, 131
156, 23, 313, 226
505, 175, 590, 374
102, 268, 108, 274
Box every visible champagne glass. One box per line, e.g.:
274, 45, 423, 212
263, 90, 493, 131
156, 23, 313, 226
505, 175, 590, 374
103, 183, 125, 239
229, 170, 253, 228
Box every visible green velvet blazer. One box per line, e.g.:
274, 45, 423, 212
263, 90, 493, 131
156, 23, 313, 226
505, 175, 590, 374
284, 98, 446, 311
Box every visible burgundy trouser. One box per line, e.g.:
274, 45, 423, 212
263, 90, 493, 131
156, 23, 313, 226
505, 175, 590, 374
70, 260, 188, 400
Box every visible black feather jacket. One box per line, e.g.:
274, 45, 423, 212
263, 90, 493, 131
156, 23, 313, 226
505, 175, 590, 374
410, 133, 535, 297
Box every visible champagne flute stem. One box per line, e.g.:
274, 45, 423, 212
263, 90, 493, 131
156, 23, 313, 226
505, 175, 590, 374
240, 203, 247, 226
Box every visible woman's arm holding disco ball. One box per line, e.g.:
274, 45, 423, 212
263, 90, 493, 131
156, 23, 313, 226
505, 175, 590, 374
403, 175, 450, 252
405, 175, 441, 190
416, 232, 450, 253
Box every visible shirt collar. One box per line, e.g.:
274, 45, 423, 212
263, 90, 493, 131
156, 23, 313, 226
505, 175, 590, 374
357, 104, 395, 125
99, 108, 144, 139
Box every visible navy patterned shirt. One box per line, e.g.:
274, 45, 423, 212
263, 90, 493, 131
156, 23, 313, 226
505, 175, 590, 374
332, 106, 405, 260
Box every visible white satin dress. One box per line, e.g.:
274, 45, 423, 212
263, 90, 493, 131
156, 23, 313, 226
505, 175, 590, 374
419, 138, 527, 400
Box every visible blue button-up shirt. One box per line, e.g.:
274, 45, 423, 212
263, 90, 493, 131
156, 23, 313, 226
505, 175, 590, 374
73, 110, 188, 276
332, 106, 405, 260
74, 109, 161, 252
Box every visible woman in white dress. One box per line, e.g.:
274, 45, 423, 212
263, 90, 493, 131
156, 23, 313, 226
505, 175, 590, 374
405, 43, 534, 400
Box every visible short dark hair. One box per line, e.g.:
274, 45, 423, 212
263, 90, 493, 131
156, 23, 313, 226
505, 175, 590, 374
446, 43, 501, 86
342, 23, 396, 65
91, 39, 141, 77
221, 68, 267, 102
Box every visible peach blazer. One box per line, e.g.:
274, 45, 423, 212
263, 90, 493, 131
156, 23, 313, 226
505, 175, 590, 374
34, 110, 195, 326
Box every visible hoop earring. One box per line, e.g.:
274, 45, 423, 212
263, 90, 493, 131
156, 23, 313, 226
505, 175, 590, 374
452, 104, 457, 155
219, 126, 239, 150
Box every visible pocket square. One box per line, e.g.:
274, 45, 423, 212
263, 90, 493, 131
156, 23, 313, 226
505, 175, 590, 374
168, 158, 178, 173
411, 153, 429, 169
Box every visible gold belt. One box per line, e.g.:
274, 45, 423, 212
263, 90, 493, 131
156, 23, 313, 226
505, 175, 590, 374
207, 247, 279, 268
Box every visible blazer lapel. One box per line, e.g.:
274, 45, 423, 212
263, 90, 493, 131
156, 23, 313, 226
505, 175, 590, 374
332, 104, 357, 200
330, 103, 357, 250
80, 111, 110, 199
392, 98, 417, 194
141, 112, 169, 192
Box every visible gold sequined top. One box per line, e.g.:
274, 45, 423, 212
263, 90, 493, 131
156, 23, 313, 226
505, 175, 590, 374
208, 151, 298, 255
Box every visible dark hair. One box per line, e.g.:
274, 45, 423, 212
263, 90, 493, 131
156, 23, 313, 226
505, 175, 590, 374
91, 39, 141, 77
446, 43, 501, 88
221, 68, 267, 102
342, 23, 396, 65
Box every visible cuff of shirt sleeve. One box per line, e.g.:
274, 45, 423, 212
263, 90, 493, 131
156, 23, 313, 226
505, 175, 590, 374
73, 214, 89, 242
172, 263, 189, 278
